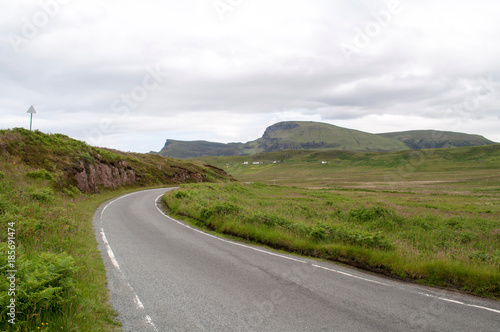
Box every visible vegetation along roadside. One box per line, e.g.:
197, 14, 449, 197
163, 181, 500, 299
0, 128, 231, 331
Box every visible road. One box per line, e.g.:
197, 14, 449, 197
94, 188, 500, 331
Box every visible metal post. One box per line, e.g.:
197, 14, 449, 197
27, 105, 36, 131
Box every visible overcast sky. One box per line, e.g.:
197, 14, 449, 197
1, 0, 499, 152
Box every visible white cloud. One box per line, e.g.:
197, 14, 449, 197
1, 0, 499, 152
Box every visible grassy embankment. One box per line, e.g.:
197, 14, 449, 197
0, 128, 230, 331
164, 145, 500, 298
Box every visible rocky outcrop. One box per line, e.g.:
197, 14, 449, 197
75, 160, 136, 193
262, 122, 300, 139
171, 167, 204, 183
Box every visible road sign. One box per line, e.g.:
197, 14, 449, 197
27, 105, 36, 130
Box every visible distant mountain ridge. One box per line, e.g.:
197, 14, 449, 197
156, 121, 495, 159
379, 130, 494, 149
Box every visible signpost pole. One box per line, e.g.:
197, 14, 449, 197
27, 105, 36, 131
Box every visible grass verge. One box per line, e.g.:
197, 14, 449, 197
163, 182, 500, 299
0, 159, 163, 331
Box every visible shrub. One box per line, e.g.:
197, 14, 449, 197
62, 185, 81, 198
30, 187, 55, 202
201, 202, 241, 220
245, 212, 291, 228
326, 224, 393, 250
309, 222, 328, 240
78, 152, 94, 164
173, 190, 191, 199
0, 244, 78, 329
0, 195, 8, 215
26, 169, 53, 181
349, 205, 392, 222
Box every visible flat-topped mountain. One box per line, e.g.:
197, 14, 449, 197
156, 121, 495, 159
379, 130, 495, 149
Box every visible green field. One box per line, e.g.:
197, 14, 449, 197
163, 145, 500, 298
200, 144, 500, 191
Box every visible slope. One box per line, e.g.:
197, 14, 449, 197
379, 130, 495, 149
253, 121, 408, 152
157, 121, 409, 158
0, 128, 231, 330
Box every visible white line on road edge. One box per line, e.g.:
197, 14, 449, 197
155, 192, 500, 317
418, 292, 500, 314
100, 191, 160, 332
100, 231, 120, 270
155, 194, 307, 264
312, 264, 390, 286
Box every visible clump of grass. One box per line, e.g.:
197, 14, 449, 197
29, 187, 55, 202
163, 182, 500, 298
26, 169, 53, 181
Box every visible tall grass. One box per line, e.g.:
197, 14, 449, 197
0, 160, 121, 331
163, 182, 500, 298
0, 128, 232, 330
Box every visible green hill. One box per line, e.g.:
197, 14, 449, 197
378, 130, 495, 149
253, 121, 408, 152
157, 121, 409, 158
0, 128, 232, 193
159, 139, 244, 159
0, 128, 231, 330
157, 121, 494, 159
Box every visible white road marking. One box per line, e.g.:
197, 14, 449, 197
312, 264, 390, 286
155, 194, 307, 264
100, 230, 120, 270
100, 190, 160, 331
155, 191, 500, 317
134, 294, 145, 309
145, 315, 159, 332
418, 292, 500, 314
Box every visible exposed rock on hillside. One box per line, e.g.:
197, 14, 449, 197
171, 166, 204, 183
0, 128, 232, 194
74, 161, 136, 193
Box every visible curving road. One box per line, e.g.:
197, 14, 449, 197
94, 188, 500, 331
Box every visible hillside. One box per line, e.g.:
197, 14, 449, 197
157, 121, 494, 159
250, 121, 408, 152
159, 139, 244, 159
0, 128, 232, 330
378, 130, 495, 149
0, 128, 232, 193
157, 121, 409, 158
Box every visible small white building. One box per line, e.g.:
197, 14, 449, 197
321, 161, 327, 164
243, 161, 249, 165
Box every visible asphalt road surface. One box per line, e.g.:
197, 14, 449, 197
94, 188, 500, 331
